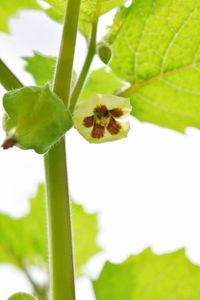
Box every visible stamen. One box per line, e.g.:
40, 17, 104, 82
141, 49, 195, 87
94, 105, 109, 118
91, 123, 105, 139
83, 116, 94, 128
107, 117, 121, 135
110, 108, 123, 118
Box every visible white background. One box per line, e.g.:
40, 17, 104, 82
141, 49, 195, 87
1, 5, 200, 299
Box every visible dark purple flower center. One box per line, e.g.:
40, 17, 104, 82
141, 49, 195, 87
83, 105, 123, 139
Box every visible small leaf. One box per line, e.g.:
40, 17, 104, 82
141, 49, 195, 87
23, 52, 76, 86
2, 84, 72, 154
93, 248, 200, 300
7, 292, 37, 300
23, 52, 56, 86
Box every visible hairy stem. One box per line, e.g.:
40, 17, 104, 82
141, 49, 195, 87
0, 59, 23, 90
69, 21, 98, 113
44, 0, 81, 300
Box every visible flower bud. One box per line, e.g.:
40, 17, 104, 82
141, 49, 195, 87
97, 43, 112, 64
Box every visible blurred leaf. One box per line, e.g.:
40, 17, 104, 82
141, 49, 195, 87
43, 0, 126, 37
80, 67, 123, 101
0, 184, 100, 275
23, 52, 124, 103
0, 184, 47, 267
23, 52, 76, 86
23, 52, 56, 86
8, 293, 37, 300
93, 248, 200, 300
72, 200, 100, 275
0, 0, 39, 32
107, 0, 200, 132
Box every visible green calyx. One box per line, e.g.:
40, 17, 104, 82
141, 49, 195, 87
2, 84, 73, 154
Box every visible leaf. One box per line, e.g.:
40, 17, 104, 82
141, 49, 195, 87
3, 84, 72, 154
107, 0, 200, 132
23, 52, 76, 86
0, 185, 47, 267
43, 0, 126, 37
80, 67, 124, 101
72, 200, 100, 275
93, 248, 200, 300
8, 293, 37, 300
0, 184, 100, 275
23, 52, 56, 86
0, 0, 39, 32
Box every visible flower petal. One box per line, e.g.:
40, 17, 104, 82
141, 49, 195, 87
73, 94, 131, 143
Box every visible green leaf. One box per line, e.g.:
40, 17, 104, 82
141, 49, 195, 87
23, 52, 56, 86
0, 0, 39, 32
0, 185, 47, 267
3, 84, 72, 154
8, 293, 37, 300
23, 52, 76, 86
80, 67, 123, 101
72, 200, 100, 275
0, 184, 100, 275
107, 0, 200, 132
43, 0, 126, 37
93, 248, 200, 300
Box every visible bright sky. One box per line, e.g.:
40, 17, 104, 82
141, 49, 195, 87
1, 7, 200, 300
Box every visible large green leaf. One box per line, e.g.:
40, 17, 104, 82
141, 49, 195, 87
93, 248, 200, 300
0, 184, 100, 275
107, 0, 200, 132
0, 0, 39, 32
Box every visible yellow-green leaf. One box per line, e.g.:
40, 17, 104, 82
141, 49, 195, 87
93, 248, 200, 300
8, 293, 37, 300
0, 184, 100, 275
80, 67, 123, 101
43, 0, 126, 37
108, 0, 200, 132
23, 52, 56, 86
0, 0, 39, 32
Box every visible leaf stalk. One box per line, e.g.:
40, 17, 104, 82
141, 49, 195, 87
69, 21, 98, 113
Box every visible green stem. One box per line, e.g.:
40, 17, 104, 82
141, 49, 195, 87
44, 0, 81, 300
53, 0, 81, 106
0, 59, 23, 89
69, 21, 98, 113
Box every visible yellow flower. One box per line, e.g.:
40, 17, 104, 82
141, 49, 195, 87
73, 94, 132, 143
